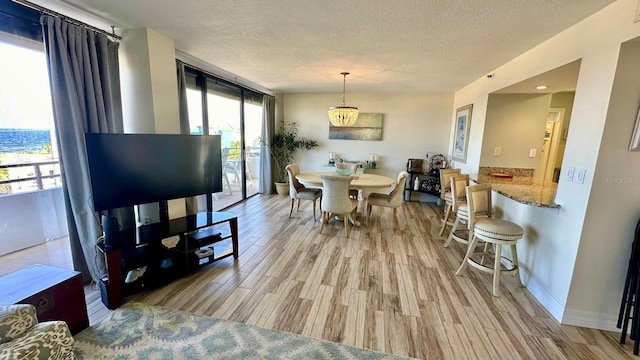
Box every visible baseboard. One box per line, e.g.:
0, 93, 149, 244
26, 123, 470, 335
527, 277, 622, 332
525, 277, 564, 323
562, 308, 620, 332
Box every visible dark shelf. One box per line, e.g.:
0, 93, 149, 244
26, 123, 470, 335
404, 167, 441, 201
97, 211, 239, 309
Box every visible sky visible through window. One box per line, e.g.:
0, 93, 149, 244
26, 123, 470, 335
0, 41, 53, 130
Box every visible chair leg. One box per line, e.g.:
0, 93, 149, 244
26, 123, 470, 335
493, 244, 502, 297
456, 234, 478, 276
344, 213, 350, 238
439, 203, 451, 235
444, 216, 461, 247
510, 244, 523, 287
319, 212, 326, 233
312, 199, 317, 221
367, 204, 372, 225
393, 208, 398, 224
297, 199, 301, 211
621, 271, 639, 345
289, 199, 295, 218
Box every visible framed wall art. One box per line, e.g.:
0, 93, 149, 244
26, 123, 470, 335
452, 104, 473, 162
329, 113, 383, 141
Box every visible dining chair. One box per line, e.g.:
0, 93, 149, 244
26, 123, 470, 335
319, 175, 359, 237
285, 164, 322, 221
366, 171, 409, 225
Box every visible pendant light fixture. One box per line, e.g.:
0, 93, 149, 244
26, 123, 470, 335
328, 72, 359, 126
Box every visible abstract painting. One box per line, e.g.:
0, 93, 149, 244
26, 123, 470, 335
329, 113, 383, 141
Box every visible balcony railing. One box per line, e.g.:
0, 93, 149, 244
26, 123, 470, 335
0, 160, 61, 194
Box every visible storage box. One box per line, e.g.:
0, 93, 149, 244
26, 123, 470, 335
407, 159, 424, 172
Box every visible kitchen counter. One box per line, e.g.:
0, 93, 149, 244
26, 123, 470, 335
472, 174, 560, 208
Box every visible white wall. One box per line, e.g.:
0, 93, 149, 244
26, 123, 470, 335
120, 28, 180, 135
480, 94, 551, 169
453, 0, 640, 329
282, 92, 454, 182
565, 37, 640, 329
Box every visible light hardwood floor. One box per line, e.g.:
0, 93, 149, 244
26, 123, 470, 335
1, 195, 636, 359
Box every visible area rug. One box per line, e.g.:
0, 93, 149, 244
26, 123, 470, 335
74, 302, 412, 359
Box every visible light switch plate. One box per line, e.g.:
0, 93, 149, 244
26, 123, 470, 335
566, 167, 575, 182
529, 148, 537, 158
575, 168, 586, 184
493, 147, 502, 156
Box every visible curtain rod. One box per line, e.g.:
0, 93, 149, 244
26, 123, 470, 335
177, 59, 273, 97
12, 0, 121, 40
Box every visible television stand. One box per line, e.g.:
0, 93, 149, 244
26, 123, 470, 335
97, 211, 238, 309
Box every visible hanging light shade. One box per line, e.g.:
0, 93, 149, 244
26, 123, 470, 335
328, 72, 358, 126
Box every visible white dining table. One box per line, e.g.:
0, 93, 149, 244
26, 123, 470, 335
296, 172, 395, 225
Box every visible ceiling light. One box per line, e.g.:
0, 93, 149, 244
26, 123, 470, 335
536, 85, 549, 90
328, 72, 358, 127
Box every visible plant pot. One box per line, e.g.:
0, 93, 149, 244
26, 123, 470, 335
275, 182, 289, 195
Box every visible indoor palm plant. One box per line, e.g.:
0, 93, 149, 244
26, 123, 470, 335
269, 121, 318, 194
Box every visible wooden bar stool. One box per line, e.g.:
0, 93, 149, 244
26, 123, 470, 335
438, 168, 461, 235
443, 174, 470, 247
455, 184, 524, 297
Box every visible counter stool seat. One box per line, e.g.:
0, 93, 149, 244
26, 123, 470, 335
455, 184, 524, 297
474, 218, 523, 240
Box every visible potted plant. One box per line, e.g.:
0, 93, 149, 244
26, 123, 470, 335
269, 121, 318, 195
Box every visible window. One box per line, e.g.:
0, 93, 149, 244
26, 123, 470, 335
184, 67, 264, 210
0, 40, 60, 194
0, 1, 69, 258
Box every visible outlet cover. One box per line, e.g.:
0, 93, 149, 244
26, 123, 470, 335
528, 148, 537, 158
566, 167, 575, 182
575, 168, 586, 184
493, 147, 502, 156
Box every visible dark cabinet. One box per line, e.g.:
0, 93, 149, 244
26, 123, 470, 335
404, 169, 441, 201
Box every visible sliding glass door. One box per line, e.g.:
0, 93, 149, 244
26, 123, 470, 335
243, 94, 262, 198
185, 67, 262, 211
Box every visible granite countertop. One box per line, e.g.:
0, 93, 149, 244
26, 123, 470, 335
472, 174, 560, 208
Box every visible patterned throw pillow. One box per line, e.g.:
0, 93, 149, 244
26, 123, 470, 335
0, 305, 38, 344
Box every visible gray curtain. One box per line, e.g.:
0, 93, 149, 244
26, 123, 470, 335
177, 60, 198, 214
260, 95, 275, 194
41, 15, 127, 282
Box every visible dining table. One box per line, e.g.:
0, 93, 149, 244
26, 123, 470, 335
296, 171, 396, 225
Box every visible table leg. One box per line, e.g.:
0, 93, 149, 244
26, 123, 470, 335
230, 217, 239, 259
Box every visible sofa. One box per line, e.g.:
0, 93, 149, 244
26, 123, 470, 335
0, 304, 74, 359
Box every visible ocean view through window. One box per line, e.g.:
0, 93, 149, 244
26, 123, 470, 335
0, 40, 60, 194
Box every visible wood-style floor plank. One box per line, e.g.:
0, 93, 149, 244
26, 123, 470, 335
1, 194, 638, 359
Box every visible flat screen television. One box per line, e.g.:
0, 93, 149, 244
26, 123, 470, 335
85, 133, 222, 211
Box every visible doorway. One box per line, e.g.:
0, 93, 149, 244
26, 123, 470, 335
538, 108, 564, 182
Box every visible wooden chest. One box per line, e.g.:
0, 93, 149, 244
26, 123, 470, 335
0, 264, 89, 335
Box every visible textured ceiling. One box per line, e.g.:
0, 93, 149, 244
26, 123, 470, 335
54, 0, 614, 93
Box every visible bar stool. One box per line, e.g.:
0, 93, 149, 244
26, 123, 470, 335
438, 168, 461, 235
443, 174, 470, 247
617, 218, 640, 354
455, 184, 524, 297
